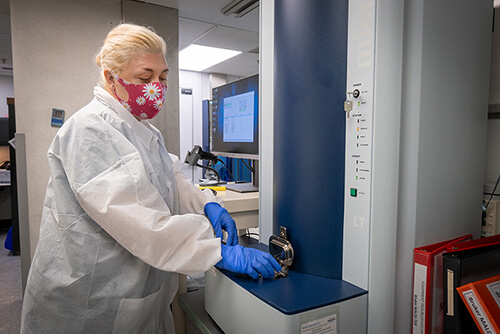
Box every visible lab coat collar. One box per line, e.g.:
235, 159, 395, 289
93, 86, 155, 151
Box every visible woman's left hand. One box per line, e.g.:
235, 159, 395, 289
204, 202, 239, 246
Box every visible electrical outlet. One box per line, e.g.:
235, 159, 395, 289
482, 199, 499, 237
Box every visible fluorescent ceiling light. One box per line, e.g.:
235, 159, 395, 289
179, 44, 241, 72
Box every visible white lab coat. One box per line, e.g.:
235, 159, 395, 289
20, 87, 222, 334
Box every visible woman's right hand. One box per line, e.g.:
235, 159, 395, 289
215, 244, 281, 279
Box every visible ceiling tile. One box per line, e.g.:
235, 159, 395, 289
144, 0, 179, 9
179, 17, 215, 44
177, 0, 230, 26
223, 52, 258, 66
204, 61, 257, 77
149, 0, 259, 32
179, 41, 190, 51
195, 25, 258, 52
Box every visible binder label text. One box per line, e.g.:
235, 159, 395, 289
413, 263, 427, 334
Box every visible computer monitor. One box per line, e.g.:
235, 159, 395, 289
211, 74, 259, 192
211, 74, 258, 160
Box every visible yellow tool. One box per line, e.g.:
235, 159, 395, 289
198, 186, 226, 191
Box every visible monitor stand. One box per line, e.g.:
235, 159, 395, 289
226, 182, 258, 193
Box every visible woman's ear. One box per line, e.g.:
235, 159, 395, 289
104, 69, 116, 88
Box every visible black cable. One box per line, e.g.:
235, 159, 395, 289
244, 228, 259, 237
483, 192, 500, 197
240, 158, 255, 173
216, 158, 236, 182
485, 173, 500, 210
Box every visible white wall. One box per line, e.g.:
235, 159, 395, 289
178, 70, 242, 183
485, 119, 500, 185
0, 75, 14, 117
489, 5, 500, 105
179, 70, 211, 181
395, 1, 492, 332
123, 0, 180, 157
485, 4, 500, 186
11, 0, 122, 256
10, 0, 179, 257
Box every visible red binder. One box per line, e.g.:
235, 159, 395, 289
412, 234, 473, 334
445, 234, 500, 252
457, 274, 500, 334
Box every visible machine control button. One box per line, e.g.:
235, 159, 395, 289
350, 188, 358, 197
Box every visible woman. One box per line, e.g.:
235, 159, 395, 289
21, 23, 280, 333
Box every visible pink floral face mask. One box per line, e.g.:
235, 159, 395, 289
111, 73, 167, 120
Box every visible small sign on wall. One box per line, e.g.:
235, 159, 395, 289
51, 108, 65, 127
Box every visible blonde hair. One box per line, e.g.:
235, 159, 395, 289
96, 23, 167, 75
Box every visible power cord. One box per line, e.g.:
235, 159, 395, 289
484, 172, 500, 212
244, 228, 259, 238
0, 161, 10, 170
197, 163, 220, 184
240, 158, 255, 173
217, 158, 237, 182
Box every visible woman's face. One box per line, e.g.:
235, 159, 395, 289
108, 52, 169, 104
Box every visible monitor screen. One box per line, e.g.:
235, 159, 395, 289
211, 74, 258, 159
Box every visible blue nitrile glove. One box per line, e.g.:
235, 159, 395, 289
204, 202, 239, 246
216, 244, 282, 280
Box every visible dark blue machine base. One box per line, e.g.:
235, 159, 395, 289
220, 269, 367, 315
221, 238, 367, 315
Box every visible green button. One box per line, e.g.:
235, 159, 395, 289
350, 188, 357, 197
